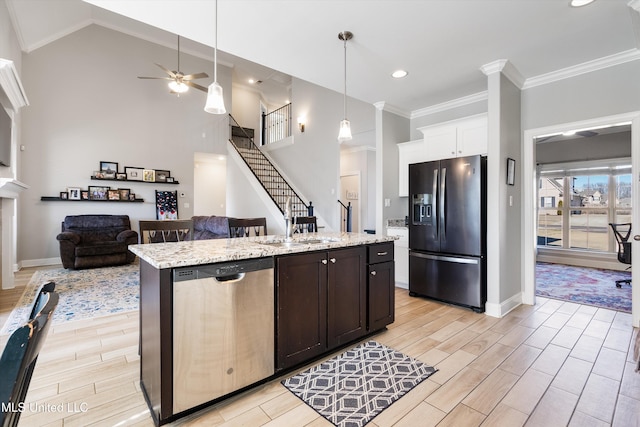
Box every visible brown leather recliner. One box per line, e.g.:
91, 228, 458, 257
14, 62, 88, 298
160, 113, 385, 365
56, 215, 138, 269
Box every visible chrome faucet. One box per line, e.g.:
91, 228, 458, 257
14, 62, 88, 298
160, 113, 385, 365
284, 197, 293, 241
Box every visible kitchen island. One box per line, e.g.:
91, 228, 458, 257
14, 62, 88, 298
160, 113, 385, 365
128, 232, 397, 426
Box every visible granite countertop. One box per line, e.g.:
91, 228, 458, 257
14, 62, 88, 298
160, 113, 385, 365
128, 232, 398, 269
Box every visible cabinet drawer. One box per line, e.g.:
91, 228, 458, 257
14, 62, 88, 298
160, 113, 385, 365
368, 243, 394, 264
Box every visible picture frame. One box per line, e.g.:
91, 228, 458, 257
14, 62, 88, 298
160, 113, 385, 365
67, 187, 81, 200
129, 193, 136, 201
94, 170, 105, 179
60, 191, 68, 200
155, 170, 170, 183
125, 166, 144, 181
88, 185, 109, 201
143, 169, 155, 182
81, 190, 89, 200
108, 190, 120, 200
166, 177, 175, 183
116, 173, 127, 180
155, 190, 178, 220
100, 161, 118, 174
507, 157, 516, 186
119, 188, 130, 200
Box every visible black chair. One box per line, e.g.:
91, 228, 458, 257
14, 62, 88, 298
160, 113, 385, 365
609, 223, 632, 288
228, 218, 268, 237
0, 284, 58, 427
139, 219, 194, 243
293, 216, 318, 234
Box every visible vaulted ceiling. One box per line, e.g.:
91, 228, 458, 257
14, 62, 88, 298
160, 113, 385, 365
6, 0, 640, 116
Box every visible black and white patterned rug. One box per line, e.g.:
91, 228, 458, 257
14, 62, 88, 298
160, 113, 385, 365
282, 340, 437, 427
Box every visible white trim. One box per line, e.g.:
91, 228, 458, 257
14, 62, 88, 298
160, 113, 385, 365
480, 59, 525, 88
410, 92, 487, 119
485, 293, 522, 318
19, 257, 61, 268
373, 101, 409, 118
0, 59, 29, 110
523, 49, 640, 89
523, 111, 640, 326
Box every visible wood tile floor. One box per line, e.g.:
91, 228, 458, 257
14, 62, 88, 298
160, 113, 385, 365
1, 267, 639, 426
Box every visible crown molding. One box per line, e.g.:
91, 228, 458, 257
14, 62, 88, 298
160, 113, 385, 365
522, 48, 640, 89
480, 59, 525, 88
0, 59, 29, 110
410, 91, 488, 119
373, 101, 410, 118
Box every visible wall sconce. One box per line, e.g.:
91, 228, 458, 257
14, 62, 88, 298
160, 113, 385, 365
298, 117, 306, 133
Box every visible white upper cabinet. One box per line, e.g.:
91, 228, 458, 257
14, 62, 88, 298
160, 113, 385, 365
398, 114, 487, 197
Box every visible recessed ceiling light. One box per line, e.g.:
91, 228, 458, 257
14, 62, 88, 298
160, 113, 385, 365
392, 70, 408, 79
570, 0, 595, 7
248, 78, 255, 84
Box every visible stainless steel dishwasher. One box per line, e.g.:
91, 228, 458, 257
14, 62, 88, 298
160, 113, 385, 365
172, 257, 274, 413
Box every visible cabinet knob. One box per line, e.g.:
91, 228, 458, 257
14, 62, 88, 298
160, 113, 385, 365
330, 258, 336, 263
321, 259, 328, 265
377, 252, 388, 256
370, 271, 377, 276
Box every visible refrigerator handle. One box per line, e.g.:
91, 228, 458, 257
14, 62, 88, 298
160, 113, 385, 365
440, 167, 446, 239
433, 168, 438, 229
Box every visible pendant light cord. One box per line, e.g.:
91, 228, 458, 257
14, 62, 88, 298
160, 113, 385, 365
343, 36, 347, 120
214, 0, 218, 83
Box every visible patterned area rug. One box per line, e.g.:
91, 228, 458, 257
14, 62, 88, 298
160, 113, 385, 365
536, 262, 632, 312
0, 263, 139, 335
282, 340, 437, 427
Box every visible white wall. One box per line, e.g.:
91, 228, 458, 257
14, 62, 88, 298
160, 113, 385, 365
193, 152, 226, 216
18, 25, 231, 264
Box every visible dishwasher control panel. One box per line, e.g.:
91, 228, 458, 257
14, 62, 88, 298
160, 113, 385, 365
173, 257, 274, 282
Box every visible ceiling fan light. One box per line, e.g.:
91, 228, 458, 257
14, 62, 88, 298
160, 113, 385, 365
204, 81, 226, 114
569, 0, 595, 6
338, 119, 352, 143
168, 80, 188, 93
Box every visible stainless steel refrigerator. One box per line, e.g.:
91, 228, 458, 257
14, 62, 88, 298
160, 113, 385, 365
408, 155, 486, 312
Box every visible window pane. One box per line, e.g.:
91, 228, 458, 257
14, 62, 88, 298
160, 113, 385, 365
569, 208, 608, 251
538, 177, 562, 247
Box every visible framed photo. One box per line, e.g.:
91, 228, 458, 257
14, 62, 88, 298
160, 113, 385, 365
88, 186, 109, 201
129, 193, 136, 201
60, 191, 68, 200
143, 169, 155, 182
507, 157, 516, 186
155, 170, 170, 183
100, 161, 118, 174
81, 190, 89, 200
119, 188, 130, 200
116, 173, 127, 180
156, 190, 178, 220
108, 190, 120, 200
67, 187, 81, 200
94, 170, 105, 179
125, 166, 144, 181
166, 177, 175, 183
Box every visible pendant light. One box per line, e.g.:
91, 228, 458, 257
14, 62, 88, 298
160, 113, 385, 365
204, 0, 226, 114
337, 31, 353, 143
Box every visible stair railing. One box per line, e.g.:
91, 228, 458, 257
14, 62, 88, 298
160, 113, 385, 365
228, 114, 309, 218
262, 103, 292, 145
338, 200, 352, 232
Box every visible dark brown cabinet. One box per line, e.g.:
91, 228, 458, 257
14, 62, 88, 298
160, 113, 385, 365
367, 243, 395, 331
276, 246, 366, 371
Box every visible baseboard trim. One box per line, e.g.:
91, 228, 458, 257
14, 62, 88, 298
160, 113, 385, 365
485, 293, 523, 318
20, 257, 61, 269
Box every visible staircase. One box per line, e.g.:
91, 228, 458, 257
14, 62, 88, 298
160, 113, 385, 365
229, 115, 310, 218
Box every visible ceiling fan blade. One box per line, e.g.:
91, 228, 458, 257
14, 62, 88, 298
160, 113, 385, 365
137, 76, 172, 80
154, 63, 177, 79
184, 81, 208, 92
182, 72, 209, 80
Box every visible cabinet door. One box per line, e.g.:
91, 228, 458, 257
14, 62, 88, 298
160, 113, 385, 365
398, 140, 425, 197
276, 252, 327, 370
368, 261, 395, 332
420, 124, 457, 161
457, 115, 487, 156
327, 246, 366, 349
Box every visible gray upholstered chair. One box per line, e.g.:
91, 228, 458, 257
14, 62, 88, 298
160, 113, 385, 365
192, 216, 231, 240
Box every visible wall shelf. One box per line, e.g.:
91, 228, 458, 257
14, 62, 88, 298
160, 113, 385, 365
40, 197, 144, 203
90, 177, 180, 184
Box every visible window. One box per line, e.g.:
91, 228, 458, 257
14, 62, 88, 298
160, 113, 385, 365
537, 160, 631, 254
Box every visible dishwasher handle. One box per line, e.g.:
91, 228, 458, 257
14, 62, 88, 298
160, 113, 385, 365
213, 273, 245, 283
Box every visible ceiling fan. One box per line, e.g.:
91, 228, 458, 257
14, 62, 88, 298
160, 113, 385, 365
138, 35, 209, 95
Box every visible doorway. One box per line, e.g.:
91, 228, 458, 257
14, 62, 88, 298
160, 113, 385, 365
193, 152, 227, 216
523, 112, 640, 327
340, 172, 361, 233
